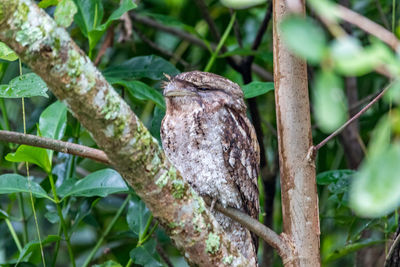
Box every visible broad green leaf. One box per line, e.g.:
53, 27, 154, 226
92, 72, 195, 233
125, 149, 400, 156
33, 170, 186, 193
73, 0, 104, 37
0, 174, 52, 201
103, 55, 180, 81
280, 16, 326, 64
350, 143, 400, 217
17, 235, 60, 263
36, 101, 67, 165
112, 80, 165, 109
331, 37, 393, 76
127, 196, 151, 236
129, 239, 162, 267
74, 0, 136, 52
0, 42, 18, 61
220, 0, 266, 9
55, 0, 77, 27
313, 71, 347, 133
242, 81, 274, 99
93, 260, 123, 267
317, 170, 355, 185
324, 239, 385, 263
39, 101, 67, 140
38, 0, 59, 8
60, 168, 128, 198
367, 116, 391, 157
6, 146, 51, 173
0, 73, 48, 98
150, 106, 165, 142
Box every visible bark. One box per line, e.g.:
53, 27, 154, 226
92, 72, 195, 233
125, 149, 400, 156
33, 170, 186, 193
272, 0, 321, 266
0, 1, 251, 265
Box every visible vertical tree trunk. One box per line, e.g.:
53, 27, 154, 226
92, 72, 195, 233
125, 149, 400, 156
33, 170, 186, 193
272, 0, 321, 266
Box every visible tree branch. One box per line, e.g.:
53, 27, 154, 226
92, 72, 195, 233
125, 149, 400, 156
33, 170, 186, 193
203, 197, 294, 262
0, 126, 295, 261
335, 4, 400, 50
311, 82, 391, 154
0, 1, 253, 265
0, 130, 110, 164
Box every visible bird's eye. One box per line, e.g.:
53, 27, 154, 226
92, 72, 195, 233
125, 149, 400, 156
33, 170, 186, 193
198, 87, 209, 91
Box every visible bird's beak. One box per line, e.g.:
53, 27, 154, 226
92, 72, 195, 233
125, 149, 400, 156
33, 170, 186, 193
164, 89, 197, 97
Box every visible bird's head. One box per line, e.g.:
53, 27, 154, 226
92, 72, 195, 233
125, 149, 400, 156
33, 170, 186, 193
162, 71, 246, 113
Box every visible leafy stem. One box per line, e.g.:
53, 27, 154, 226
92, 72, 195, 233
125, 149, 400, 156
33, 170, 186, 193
48, 172, 76, 267
82, 195, 131, 267
204, 12, 237, 72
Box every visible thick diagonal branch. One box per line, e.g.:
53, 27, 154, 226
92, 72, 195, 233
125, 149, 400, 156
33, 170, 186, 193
0, 1, 255, 265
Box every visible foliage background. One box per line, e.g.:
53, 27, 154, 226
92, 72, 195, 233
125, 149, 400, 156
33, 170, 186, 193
0, 0, 399, 266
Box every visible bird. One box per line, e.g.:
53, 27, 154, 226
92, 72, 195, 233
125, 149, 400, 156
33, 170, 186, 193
160, 71, 260, 264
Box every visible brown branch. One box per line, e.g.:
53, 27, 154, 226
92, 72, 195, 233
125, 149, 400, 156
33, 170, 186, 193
335, 4, 400, 50
94, 26, 114, 66
0, 130, 110, 164
312, 82, 391, 153
203, 197, 294, 262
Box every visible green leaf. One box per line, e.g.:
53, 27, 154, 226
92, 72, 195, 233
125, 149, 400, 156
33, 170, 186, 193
313, 71, 347, 133
331, 37, 393, 76
0, 174, 52, 201
129, 239, 162, 267
317, 170, 355, 185
59, 168, 128, 198
93, 260, 123, 267
324, 239, 385, 263
0, 73, 48, 98
17, 235, 60, 263
0, 42, 18, 61
38, 0, 59, 8
242, 81, 274, 99
112, 80, 165, 109
280, 16, 326, 64
220, 0, 266, 9
39, 101, 67, 140
350, 143, 400, 217
127, 196, 151, 236
6, 146, 51, 173
74, 0, 136, 52
55, 0, 77, 27
150, 106, 165, 142
73, 0, 104, 37
103, 55, 180, 81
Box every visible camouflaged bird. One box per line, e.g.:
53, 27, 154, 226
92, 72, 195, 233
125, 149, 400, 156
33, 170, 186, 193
161, 71, 260, 264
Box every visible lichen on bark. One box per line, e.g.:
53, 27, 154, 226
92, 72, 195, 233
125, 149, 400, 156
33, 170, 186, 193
0, 0, 251, 265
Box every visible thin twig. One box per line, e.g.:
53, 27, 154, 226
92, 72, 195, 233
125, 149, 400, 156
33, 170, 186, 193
194, 0, 221, 41
0, 130, 110, 164
385, 233, 400, 267
313, 82, 392, 152
336, 4, 400, 50
156, 244, 174, 267
132, 24, 190, 67
94, 26, 114, 66
230, 8, 243, 48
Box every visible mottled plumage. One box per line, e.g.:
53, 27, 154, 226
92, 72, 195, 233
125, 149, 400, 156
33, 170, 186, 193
160, 71, 260, 263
